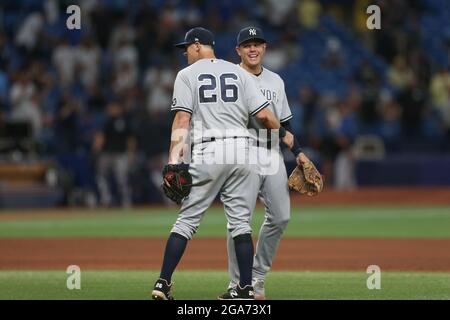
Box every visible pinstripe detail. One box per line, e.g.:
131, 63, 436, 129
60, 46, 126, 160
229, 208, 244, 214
171, 106, 193, 114
280, 114, 293, 122
250, 101, 269, 116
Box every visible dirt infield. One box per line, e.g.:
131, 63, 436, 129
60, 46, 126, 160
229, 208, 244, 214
1, 188, 449, 272
1, 237, 450, 271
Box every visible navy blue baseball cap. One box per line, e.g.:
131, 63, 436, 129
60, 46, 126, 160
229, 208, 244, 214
174, 27, 215, 48
236, 27, 266, 46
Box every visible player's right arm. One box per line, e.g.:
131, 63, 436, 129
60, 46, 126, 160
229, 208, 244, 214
168, 111, 191, 164
255, 108, 294, 148
168, 70, 193, 164
253, 107, 279, 130
243, 71, 294, 148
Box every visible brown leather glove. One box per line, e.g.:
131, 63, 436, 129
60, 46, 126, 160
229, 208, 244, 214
288, 160, 324, 196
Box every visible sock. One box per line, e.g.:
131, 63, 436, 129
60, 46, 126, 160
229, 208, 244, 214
159, 232, 188, 283
233, 233, 254, 287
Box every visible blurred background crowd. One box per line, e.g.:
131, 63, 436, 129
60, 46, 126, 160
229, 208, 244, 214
0, 0, 449, 207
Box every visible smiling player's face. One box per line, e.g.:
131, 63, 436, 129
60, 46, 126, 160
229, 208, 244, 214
236, 40, 266, 68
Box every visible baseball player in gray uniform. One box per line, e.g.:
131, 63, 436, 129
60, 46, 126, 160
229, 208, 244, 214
219, 27, 310, 300
151, 27, 294, 300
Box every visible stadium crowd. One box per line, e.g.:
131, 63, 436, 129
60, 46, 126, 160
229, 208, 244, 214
0, 0, 449, 205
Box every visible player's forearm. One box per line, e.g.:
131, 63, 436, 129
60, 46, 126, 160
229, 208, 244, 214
254, 108, 294, 147
168, 111, 191, 164
254, 108, 281, 130
281, 120, 303, 156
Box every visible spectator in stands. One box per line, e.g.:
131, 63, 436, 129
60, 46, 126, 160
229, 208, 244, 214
377, 90, 402, 151
0, 69, 9, 110
9, 70, 35, 109
9, 69, 42, 140
159, 2, 184, 29
111, 35, 138, 96
262, 38, 289, 71
144, 67, 175, 114
134, 3, 159, 69
10, 90, 42, 141
409, 49, 431, 89
430, 67, 450, 127
263, 0, 296, 28
353, 0, 371, 33
297, 0, 322, 30
14, 11, 44, 53
397, 75, 428, 138
388, 55, 415, 91
0, 33, 8, 71
113, 38, 138, 73
52, 38, 77, 87
109, 18, 136, 54
429, 67, 450, 147
309, 93, 338, 186
89, 2, 114, 49
322, 37, 344, 69
290, 85, 317, 141
353, 60, 380, 131
310, 91, 358, 189
133, 105, 171, 204
182, 0, 203, 26
0, 110, 5, 133
372, 8, 396, 63
92, 101, 136, 208
0, 33, 9, 100
54, 92, 82, 153
77, 36, 101, 88
112, 60, 138, 95
86, 83, 107, 113
333, 94, 358, 190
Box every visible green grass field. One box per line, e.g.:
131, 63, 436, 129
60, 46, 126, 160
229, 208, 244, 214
1, 270, 449, 300
1, 206, 450, 238
1, 206, 449, 300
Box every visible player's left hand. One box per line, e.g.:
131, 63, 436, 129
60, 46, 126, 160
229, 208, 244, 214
281, 131, 294, 149
161, 164, 193, 205
288, 156, 324, 197
296, 152, 309, 166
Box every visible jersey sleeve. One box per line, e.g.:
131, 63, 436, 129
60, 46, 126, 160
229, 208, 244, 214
242, 71, 269, 116
279, 78, 293, 122
171, 70, 193, 114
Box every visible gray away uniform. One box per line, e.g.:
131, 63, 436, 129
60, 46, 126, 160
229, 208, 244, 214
227, 66, 293, 285
170, 58, 270, 241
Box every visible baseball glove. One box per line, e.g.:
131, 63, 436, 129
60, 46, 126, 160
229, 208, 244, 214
288, 160, 323, 196
162, 164, 192, 205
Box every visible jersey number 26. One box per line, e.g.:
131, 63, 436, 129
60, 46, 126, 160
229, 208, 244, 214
198, 73, 238, 103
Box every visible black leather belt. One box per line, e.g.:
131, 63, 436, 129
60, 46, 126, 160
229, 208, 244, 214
201, 136, 248, 143
256, 140, 272, 149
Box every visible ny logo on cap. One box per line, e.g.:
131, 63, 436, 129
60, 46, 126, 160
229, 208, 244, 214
249, 28, 256, 36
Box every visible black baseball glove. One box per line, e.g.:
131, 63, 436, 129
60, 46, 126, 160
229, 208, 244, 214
161, 164, 192, 205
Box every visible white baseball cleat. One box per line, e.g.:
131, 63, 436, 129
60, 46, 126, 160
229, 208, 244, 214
252, 278, 265, 300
